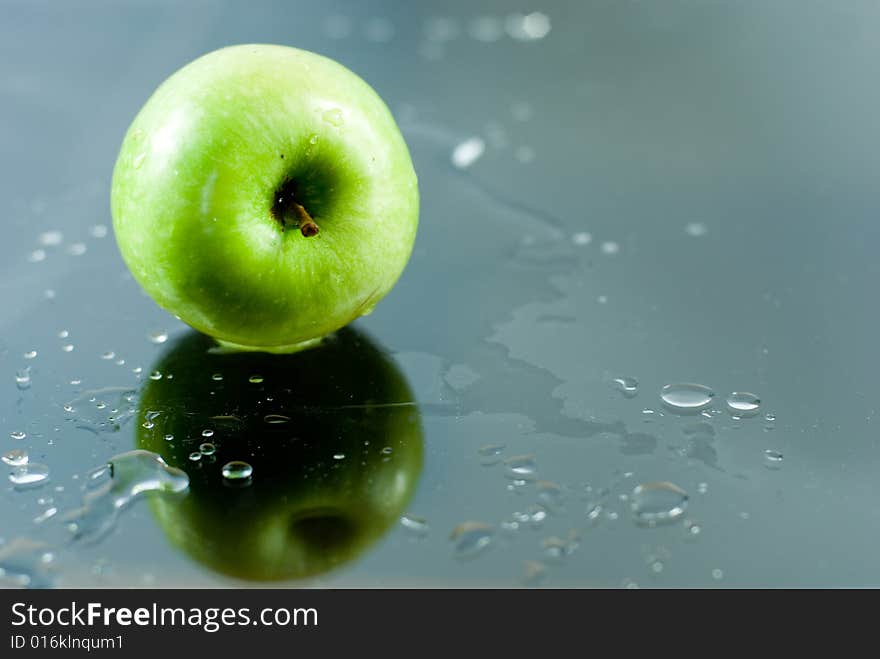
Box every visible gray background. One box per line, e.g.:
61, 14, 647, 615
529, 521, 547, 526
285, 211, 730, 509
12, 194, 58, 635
1, 0, 879, 587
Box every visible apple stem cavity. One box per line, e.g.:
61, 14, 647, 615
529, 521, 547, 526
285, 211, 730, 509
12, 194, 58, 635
293, 202, 320, 237
272, 178, 320, 237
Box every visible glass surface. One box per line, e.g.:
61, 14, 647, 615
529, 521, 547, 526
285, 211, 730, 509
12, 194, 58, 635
3, 0, 880, 587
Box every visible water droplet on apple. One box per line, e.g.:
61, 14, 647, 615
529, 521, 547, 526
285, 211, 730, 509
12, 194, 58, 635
28, 249, 46, 262
322, 108, 344, 126
211, 373, 223, 381
149, 371, 162, 380
221, 461, 253, 482
133, 153, 146, 169
264, 414, 290, 424
188, 452, 201, 462
201, 429, 214, 438
101, 351, 116, 360
248, 375, 264, 384
308, 134, 318, 145
199, 442, 215, 456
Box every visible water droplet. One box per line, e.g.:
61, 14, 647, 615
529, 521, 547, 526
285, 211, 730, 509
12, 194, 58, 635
542, 536, 571, 562
2, 449, 28, 466
33, 507, 58, 524
697, 482, 709, 494
537, 480, 564, 510
100, 351, 116, 361
188, 452, 201, 462
164, 434, 174, 441
451, 137, 485, 169
10, 431, 26, 440
726, 391, 761, 416
201, 429, 214, 438
685, 222, 708, 237
9, 463, 50, 489
660, 383, 715, 413
600, 241, 620, 255
685, 520, 702, 537
764, 412, 776, 422
711, 568, 724, 580
149, 371, 162, 380
248, 375, 264, 384
308, 134, 318, 145
28, 249, 46, 262
38, 230, 63, 246
15, 368, 31, 390
23, 350, 37, 360
503, 454, 537, 480
763, 449, 783, 469
450, 521, 494, 558
148, 330, 168, 344
66, 242, 86, 256
631, 481, 689, 526
90, 224, 108, 238
478, 443, 505, 465
571, 231, 592, 246
381, 446, 393, 455
505, 11, 551, 40
133, 152, 146, 169
195, 443, 214, 457
322, 108, 344, 126
222, 461, 253, 482
612, 376, 639, 398
62, 344, 74, 352
263, 414, 290, 424
64, 450, 189, 543
400, 514, 430, 537
141, 421, 154, 429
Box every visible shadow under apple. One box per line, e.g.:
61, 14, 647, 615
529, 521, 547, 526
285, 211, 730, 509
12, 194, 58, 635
136, 327, 423, 582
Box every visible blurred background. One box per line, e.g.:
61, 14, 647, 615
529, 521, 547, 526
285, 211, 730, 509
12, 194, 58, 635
2, 0, 880, 587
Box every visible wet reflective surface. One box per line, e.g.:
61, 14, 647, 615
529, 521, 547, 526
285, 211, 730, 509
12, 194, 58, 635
3, 0, 880, 587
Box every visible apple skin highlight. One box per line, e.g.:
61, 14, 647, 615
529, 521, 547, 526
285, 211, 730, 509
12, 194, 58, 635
111, 44, 419, 352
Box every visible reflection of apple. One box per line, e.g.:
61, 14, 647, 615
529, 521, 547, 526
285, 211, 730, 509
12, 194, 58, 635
136, 327, 423, 582
111, 45, 419, 352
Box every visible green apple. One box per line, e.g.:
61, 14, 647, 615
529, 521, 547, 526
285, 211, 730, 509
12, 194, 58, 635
112, 45, 419, 352
136, 327, 423, 582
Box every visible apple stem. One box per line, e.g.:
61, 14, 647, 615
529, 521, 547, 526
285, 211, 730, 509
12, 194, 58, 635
293, 202, 320, 237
